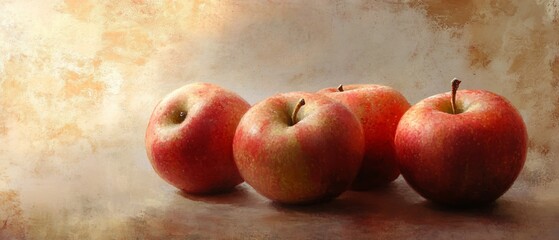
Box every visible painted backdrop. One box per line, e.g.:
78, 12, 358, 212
1, 1, 558, 239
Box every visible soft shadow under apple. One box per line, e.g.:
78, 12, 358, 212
176, 183, 265, 207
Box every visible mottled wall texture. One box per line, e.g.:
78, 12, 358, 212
0, 1, 558, 239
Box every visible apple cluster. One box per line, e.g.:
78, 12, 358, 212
145, 80, 527, 207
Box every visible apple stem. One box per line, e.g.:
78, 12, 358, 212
451, 78, 462, 114
337, 84, 344, 92
291, 98, 306, 125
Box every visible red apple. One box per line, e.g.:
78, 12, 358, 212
394, 79, 528, 206
318, 84, 410, 190
145, 82, 250, 194
233, 92, 365, 204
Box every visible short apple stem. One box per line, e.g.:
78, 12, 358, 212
291, 98, 306, 125
451, 78, 462, 114
337, 84, 344, 92
171, 110, 187, 124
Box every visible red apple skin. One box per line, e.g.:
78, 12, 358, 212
233, 92, 365, 204
145, 82, 250, 194
394, 90, 528, 206
318, 85, 410, 190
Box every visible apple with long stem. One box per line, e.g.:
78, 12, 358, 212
145, 82, 250, 194
318, 84, 410, 189
394, 79, 528, 206
233, 92, 365, 204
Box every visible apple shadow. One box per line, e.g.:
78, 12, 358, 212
268, 181, 415, 216
416, 198, 522, 224
268, 196, 372, 216
176, 183, 263, 207
421, 200, 498, 212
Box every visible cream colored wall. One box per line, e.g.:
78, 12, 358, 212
0, 1, 558, 238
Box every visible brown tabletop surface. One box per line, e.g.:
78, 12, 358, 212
118, 178, 558, 239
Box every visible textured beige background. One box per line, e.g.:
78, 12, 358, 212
0, 0, 558, 239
